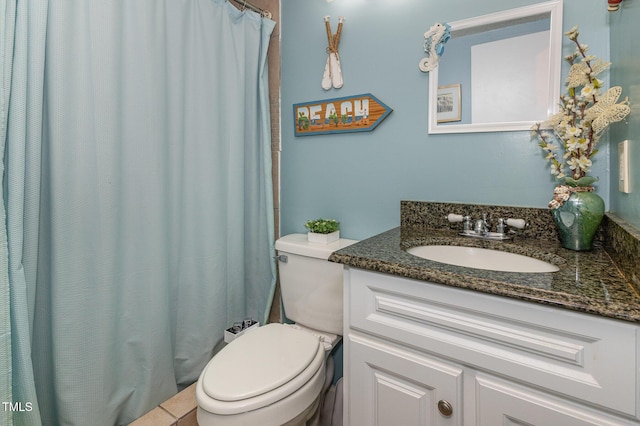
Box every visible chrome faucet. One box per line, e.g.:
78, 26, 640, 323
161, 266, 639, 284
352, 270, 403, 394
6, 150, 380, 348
447, 212, 525, 240
463, 216, 472, 232
474, 214, 490, 235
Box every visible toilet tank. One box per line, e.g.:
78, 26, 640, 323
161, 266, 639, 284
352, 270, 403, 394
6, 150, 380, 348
275, 234, 358, 335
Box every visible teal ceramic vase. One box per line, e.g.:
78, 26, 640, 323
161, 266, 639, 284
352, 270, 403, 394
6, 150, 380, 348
551, 177, 604, 251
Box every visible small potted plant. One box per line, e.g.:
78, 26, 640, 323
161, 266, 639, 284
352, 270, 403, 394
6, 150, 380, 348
304, 218, 340, 244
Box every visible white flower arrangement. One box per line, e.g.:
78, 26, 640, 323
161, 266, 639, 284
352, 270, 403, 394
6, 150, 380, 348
531, 26, 630, 185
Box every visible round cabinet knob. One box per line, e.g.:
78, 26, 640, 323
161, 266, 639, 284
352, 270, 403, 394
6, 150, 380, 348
437, 399, 453, 417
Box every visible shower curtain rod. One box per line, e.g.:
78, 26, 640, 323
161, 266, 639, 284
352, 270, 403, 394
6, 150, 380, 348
229, 0, 272, 19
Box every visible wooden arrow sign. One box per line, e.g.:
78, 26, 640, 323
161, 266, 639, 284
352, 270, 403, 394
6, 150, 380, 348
293, 93, 392, 137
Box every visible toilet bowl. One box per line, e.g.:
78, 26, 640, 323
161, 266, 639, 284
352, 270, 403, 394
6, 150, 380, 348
196, 323, 331, 426
196, 234, 357, 426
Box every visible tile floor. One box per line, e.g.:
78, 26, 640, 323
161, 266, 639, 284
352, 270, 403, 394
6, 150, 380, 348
129, 383, 198, 426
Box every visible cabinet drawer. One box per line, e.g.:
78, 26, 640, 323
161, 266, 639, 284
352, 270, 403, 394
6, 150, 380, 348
346, 268, 639, 417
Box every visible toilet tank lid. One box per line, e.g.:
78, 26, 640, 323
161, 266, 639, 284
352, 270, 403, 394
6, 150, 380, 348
275, 234, 358, 260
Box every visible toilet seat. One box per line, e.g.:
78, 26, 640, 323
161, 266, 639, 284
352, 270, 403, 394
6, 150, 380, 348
197, 323, 325, 416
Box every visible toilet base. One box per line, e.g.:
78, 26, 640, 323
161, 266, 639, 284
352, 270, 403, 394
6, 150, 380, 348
281, 396, 320, 426
197, 392, 321, 426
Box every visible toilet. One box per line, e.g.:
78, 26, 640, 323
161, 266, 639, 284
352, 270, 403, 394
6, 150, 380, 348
195, 233, 357, 426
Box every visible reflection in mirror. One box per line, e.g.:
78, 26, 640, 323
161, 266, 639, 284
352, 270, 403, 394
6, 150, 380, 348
428, 0, 563, 134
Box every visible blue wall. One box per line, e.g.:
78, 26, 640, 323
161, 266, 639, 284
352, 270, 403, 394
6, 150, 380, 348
610, 2, 640, 229
281, 0, 611, 241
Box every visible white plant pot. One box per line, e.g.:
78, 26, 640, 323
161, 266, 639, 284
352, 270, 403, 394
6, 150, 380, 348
307, 231, 340, 244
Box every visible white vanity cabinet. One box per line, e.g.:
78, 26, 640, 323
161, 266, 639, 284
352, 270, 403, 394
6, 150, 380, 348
343, 268, 640, 425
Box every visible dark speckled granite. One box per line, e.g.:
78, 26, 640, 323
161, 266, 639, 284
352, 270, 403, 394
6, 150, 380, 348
399, 200, 605, 243
603, 213, 640, 291
329, 201, 640, 323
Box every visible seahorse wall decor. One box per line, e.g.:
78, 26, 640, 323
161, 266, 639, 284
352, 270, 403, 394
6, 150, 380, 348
322, 16, 345, 90
418, 22, 451, 72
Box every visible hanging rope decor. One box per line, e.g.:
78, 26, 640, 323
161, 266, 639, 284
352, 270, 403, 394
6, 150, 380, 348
321, 16, 345, 90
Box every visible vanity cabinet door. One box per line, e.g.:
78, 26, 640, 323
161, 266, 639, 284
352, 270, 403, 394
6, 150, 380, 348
348, 331, 463, 426
474, 373, 637, 426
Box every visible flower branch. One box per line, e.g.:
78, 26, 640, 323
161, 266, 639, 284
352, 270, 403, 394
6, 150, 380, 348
531, 26, 630, 184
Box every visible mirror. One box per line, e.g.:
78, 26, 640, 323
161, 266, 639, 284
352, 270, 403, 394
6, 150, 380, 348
428, 0, 563, 134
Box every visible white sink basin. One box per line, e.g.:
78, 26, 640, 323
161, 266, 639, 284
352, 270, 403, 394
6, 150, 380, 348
406, 245, 559, 273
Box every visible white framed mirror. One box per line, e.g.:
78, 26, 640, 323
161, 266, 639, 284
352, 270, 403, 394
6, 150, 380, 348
428, 0, 563, 134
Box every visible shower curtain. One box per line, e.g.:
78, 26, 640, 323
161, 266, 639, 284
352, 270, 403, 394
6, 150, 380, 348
1, 0, 276, 424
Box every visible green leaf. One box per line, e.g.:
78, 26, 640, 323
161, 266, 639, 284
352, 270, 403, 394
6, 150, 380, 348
304, 218, 340, 234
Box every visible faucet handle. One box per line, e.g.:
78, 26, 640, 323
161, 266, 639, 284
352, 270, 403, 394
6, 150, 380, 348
447, 213, 473, 232
505, 218, 527, 229
446, 214, 464, 223
496, 218, 527, 235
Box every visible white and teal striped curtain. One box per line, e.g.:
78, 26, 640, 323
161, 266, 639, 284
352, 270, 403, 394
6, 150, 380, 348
1, 1, 276, 424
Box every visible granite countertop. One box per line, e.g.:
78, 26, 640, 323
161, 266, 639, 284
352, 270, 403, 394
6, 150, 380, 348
329, 226, 640, 323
